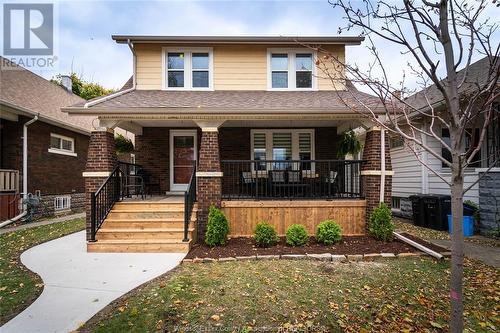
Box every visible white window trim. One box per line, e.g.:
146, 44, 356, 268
162, 47, 214, 91
250, 129, 315, 171
48, 133, 77, 157
54, 195, 71, 211
267, 48, 318, 91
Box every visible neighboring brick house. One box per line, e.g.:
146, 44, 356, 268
63, 35, 393, 252
0, 58, 93, 221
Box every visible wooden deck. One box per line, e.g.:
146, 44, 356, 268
221, 199, 366, 237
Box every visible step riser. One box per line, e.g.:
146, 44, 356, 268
87, 243, 190, 253
108, 212, 185, 219
97, 231, 195, 240
104, 221, 191, 229
114, 203, 185, 210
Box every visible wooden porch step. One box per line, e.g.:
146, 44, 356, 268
113, 202, 185, 210
103, 218, 195, 229
107, 210, 185, 219
87, 239, 191, 253
97, 228, 195, 240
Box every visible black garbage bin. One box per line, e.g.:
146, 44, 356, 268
422, 194, 451, 231
409, 195, 425, 227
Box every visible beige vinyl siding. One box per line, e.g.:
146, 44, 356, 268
213, 45, 267, 90
316, 45, 346, 90
134, 43, 346, 90
135, 44, 162, 90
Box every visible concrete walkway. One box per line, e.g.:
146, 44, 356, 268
430, 239, 500, 268
0, 212, 85, 235
1, 231, 185, 333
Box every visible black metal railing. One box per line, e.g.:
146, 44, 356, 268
90, 166, 122, 241
183, 161, 197, 242
221, 160, 364, 200
118, 161, 143, 198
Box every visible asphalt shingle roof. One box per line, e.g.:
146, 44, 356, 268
0, 57, 93, 132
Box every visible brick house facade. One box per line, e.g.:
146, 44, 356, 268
0, 58, 93, 221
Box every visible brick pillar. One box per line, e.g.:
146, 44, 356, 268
196, 128, 223, 241
83, 129, 117, 241
361, 127, 393, 223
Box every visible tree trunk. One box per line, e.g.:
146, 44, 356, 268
449, 133, 465, 332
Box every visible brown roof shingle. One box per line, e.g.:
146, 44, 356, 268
0, 57, 93, 133
67, 87, 384, 114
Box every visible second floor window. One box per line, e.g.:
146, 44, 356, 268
268, 50, 315, 90
165, 48, 212, 89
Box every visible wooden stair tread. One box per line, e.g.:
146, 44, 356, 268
104, 218, 194, 222
110, 209, 185, 213
98, 228, 194, 232
91, 239, 189, 244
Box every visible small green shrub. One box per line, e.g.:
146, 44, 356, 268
368, 202, 394, 242
205, 205, 229, 247
285, 224, 309, 246
254, 221, 279, 247
316, 220, 342, 245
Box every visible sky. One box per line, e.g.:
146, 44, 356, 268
1, 0, 498, 91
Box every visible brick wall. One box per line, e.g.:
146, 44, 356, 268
197, 130, 222, 240
84, 129, 117, 241
361, 128, 392, 221
0, 116, 89, 195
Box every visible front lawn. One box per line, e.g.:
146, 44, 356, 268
0, 218, 85, 324
82, 258, 499, 332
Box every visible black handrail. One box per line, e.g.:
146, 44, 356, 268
221, 159, 365, 200
89, 165, 122, 242
183, 161, 197, 242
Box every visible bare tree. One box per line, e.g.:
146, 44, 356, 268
316, 0, 499, 331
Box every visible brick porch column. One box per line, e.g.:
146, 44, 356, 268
196, 123, 224, 241
361, 127, 393, 223
83, 128, 117, 241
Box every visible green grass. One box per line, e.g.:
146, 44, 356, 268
0, 218, 85, 324
83, 258, 499, 333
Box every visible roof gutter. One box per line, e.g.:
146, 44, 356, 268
0, 100, 90, 135
83, 87, 135, 108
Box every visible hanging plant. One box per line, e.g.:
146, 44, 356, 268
115, 134, 134, 154
337, 130, 362, 158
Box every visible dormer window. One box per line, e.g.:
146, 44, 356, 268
163, 48, 213, 90
268, 49, 316, 90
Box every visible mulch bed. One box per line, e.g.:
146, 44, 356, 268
399, 232, 449, 253
186, 236, 418, 259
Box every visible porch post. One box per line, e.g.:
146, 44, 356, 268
195, 121, 224, 242
83, 128, 117, 241
361, 127, 393, 224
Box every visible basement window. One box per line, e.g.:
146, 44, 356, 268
49, 133, 77, 157
54, 195, 71, 211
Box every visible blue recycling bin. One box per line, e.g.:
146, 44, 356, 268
447, 215, 474, 237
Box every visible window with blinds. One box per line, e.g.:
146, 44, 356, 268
251, 130, 315, 170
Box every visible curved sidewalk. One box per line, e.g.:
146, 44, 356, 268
1, 231, 185, 333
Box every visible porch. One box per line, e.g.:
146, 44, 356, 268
82, 119, 391, 252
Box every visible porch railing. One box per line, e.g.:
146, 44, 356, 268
183, 161, 197, 242
90, 166, 121, 241
221, 160, 364, 200
89, 162, 143, 241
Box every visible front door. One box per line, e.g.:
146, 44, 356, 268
170, 130, 197, 191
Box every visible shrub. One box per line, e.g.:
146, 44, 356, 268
316, 220, 342, 245
254, 221, 279, 247
205, 205, 229, 247
285, 224, 309, 246
368, 202, 394, 242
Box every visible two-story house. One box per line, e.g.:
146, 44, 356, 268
63, 35, 392, 252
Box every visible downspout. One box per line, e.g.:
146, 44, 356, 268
127, 38, 137, 88
380, 128, 386, 203
0, 114, 38, 228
